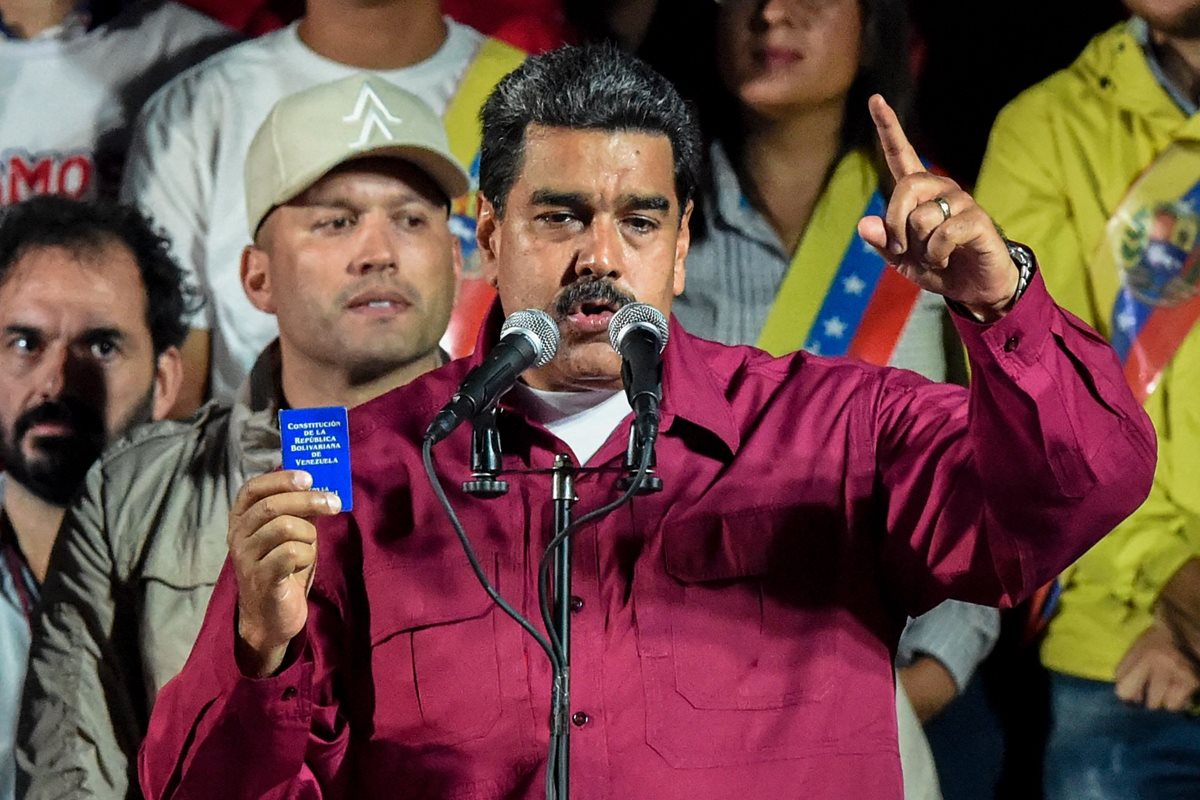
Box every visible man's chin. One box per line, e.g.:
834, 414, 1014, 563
9, 440, 102, 506
8, 465, 91, 507
536, 341, 623, 391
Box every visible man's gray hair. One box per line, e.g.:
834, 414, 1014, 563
479, 43, 701, 218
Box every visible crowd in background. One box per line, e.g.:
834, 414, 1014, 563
0, 0, 1193, 798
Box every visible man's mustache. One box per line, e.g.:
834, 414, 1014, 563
15, 400, 102, 443
552, 278, 636, 319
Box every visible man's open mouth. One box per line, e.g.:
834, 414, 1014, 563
565, 298, 620, 332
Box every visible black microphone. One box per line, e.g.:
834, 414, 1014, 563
425, 309, 559, 444
608, 303, 669, 444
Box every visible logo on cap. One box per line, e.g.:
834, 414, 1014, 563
342, 83, 404, 148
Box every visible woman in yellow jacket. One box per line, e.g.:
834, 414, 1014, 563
976, 6, 1200, 799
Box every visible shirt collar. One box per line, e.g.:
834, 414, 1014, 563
658, 314, 741, 457
471, 301, 741, 458
236, 340, 285, 417
229, 342, 284, 478
1132, 17, 1199, 116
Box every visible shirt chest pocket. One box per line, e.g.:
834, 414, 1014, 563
367, 554, 516, 748
634, 507, 844, 767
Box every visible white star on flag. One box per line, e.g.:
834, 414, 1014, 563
806, 340, 822, 355
823, 316, 848, 339
842, 274, 867, 296
1116, 310, 1138, 332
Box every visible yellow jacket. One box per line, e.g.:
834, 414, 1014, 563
976, 22, 1200, 681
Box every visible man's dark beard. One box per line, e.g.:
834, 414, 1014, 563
552, 277, 636, 321
0, 387, 154, 506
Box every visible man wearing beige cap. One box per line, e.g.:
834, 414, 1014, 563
16, 73, 466, 800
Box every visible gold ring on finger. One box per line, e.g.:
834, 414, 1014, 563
933, 196, 952, 222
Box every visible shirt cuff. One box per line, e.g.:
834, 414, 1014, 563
897, 601, 1001, 692
210, 612, 315, 724
951, 269, 1055, 378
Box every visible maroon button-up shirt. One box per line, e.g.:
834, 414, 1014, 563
141, 274, 1155, 800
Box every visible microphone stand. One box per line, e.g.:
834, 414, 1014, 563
453, 409, 661, 800
462, 413, 577, 798
549, 453, 577, 800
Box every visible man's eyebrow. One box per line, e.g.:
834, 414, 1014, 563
528, 190, 671, 214
80, 327, 126, 342
290, 197, 360, 212
293, 191, 442, 212
620, 193, 670, 213
529, 189, 590, 208
3, 324, 41, 338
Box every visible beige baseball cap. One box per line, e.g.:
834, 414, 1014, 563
244, 73, 470, 236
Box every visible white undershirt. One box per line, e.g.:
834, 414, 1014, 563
508, 384, 632, 465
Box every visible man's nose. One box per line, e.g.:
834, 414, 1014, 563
31, 342, 69, 400
573, 218, 622, 280
351, 212, 399, 275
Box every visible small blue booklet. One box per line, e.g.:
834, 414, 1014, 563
279, 406, 353, 511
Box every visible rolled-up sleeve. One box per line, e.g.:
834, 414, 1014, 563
896, 601, 1000, 692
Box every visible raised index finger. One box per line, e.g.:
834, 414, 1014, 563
869, 94, 923, 180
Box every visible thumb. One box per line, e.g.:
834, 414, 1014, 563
858, 215, 889, 257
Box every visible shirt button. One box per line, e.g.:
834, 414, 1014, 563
281, 686, 298, 701
569, 596, 585, 613
1003, 335, 1020, 353
571, 711, 590, 727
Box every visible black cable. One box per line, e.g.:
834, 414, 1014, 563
538, 443, 654, 800
424, 436, 561, 800
423, 433, 654, 800
422, 438, 559, 671
537, 443, 653, 659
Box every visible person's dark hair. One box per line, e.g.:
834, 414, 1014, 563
690, 0, 914, 241
844, 0, 914, 155
0, 195, 199, 355
479, 43, 702, 218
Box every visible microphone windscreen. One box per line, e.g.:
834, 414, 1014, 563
500, 308, 560, 367
608, 303, 669, 354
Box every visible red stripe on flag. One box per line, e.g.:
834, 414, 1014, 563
444, 277, 497, 359
1124, 292, 1200, 403
847, 267, 923, 366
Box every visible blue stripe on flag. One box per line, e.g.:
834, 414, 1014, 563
1110, 180, 1200, 360
804, 192, 888, 357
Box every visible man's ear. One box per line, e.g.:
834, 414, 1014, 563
476, 194, 501, 289
451, 234, 464, 282
673, 199, 693, 297
150, 346, 184, 420
241, 244, 276, 314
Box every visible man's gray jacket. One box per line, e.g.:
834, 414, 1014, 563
18, 349, 281, 799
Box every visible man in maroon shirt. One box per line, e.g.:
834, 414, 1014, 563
140, 45, 1157, 799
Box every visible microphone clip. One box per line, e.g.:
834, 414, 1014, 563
462, 405, 509, 498
617, 423, 663, 494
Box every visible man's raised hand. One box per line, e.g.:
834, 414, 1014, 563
857, 95, 1020, 322
227, 470, 341, 677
